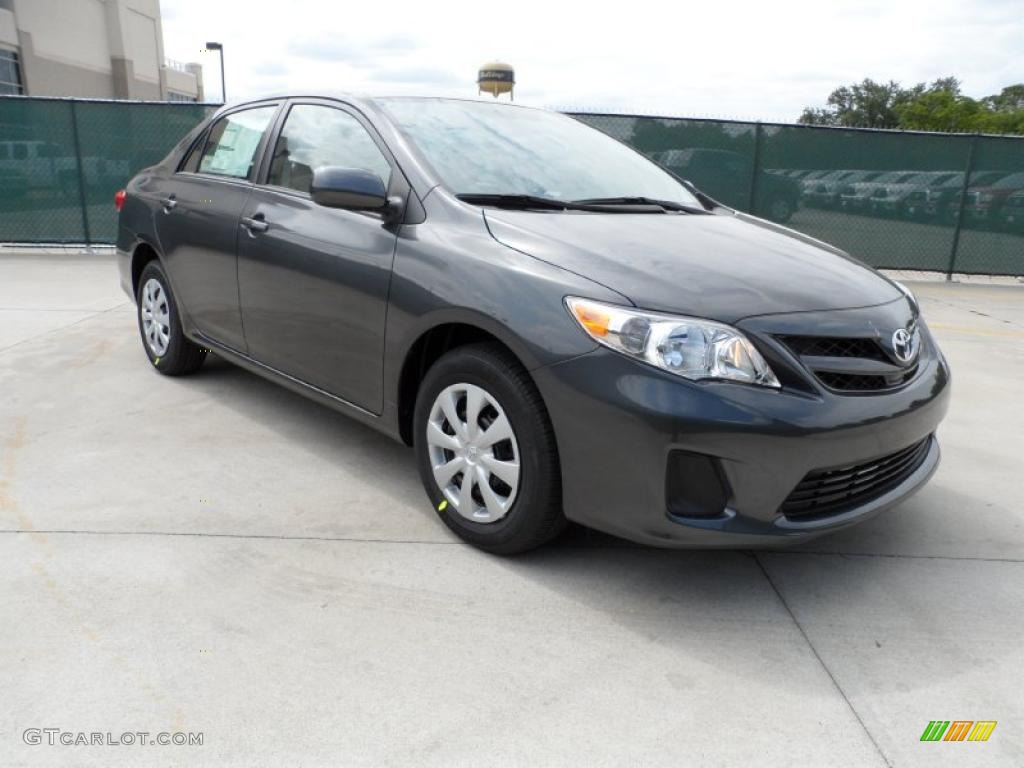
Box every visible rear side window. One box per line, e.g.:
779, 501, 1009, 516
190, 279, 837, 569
198, 106, 277, 179
267, 105, 392, 194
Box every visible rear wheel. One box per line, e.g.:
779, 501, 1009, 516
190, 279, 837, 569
136, 260, 206, 376
413, 343, 565, 554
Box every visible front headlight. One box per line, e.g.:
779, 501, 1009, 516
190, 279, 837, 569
565, 297, 780, 388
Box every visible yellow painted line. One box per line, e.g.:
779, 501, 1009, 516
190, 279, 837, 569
929, 323, 1024, 339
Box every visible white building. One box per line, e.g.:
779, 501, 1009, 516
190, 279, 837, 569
0, 0, 204, 101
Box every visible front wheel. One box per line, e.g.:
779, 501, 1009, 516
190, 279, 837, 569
413, 343, 565, 554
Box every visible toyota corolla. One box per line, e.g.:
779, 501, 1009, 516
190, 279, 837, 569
115, 95, 950, 554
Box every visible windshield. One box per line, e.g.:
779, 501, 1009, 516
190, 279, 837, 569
377, 98, 702, 207
991, 172, 1024, 187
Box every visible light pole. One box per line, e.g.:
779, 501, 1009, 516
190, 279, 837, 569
205, 41, 225, 103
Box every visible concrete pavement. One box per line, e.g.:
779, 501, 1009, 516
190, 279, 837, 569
1, 252, 1022, 767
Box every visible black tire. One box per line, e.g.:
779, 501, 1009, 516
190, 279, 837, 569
413, 343, 566, 555
136, 260, 207, 376
765, 195, 796, 223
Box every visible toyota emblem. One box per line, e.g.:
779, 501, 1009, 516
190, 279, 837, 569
892, 327, 918, 363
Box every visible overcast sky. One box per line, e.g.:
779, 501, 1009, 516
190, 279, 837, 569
161, 0, 1023, 121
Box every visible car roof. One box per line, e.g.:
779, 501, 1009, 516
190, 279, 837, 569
218, 93, 550, 117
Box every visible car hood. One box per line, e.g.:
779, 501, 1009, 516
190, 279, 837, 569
879, 182, 918, 195
810, 179, 851, 192
484, 209, 903, 323
972, 185, 1022, 196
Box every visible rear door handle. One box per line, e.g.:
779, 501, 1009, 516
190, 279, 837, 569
241, 215, 268, 233
161, 196, 177, 212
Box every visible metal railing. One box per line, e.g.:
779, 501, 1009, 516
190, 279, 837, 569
162, 58, 193, 73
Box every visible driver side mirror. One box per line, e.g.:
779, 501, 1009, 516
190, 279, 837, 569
311, 166, 393, 213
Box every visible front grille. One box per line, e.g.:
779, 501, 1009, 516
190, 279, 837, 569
780, 335, 888, 362
781, 437, 931, 519
778, 334, 919, 393
817, 367, 917, 391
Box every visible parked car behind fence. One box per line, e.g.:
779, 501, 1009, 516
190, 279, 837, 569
652, 148, 800, 222
869, 171, 960, 218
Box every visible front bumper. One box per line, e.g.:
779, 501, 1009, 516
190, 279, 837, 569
874, 200, 903, 213
532, 333, 950, 548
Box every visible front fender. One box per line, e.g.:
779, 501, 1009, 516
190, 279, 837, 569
380, 206, 626, 433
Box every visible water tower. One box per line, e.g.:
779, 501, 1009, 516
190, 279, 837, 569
477, 61, 515, 100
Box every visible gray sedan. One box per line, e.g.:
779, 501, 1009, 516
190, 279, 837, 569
115, 96, 949, 553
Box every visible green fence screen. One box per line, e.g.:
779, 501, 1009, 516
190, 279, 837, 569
0, 96, 212, 245
1, 96, 1022, 276
575, 113, 1024, 276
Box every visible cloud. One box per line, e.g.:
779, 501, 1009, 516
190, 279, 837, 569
368, 67, 464, 86
161, 0, 1024, 122
286, 35, 419, 66
251, 60, 289, 77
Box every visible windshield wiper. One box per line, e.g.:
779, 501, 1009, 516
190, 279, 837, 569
457, 193, 585, 210
572, 196, 710, 214
457, 193, 684, 213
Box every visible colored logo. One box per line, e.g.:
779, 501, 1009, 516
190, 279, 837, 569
920, 721, 997, 742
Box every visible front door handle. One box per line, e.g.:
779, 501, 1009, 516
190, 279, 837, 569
241, 215, 268, 233
161, 196, 177, 212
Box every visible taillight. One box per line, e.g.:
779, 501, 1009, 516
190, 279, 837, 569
114, 189, 127, 212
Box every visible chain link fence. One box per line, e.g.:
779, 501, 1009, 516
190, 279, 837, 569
0, 96, 213, 245
1, 97, 1022, 276
574, 113, 1024, 276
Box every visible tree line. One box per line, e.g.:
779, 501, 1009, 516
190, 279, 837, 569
799, 78, 1024, 135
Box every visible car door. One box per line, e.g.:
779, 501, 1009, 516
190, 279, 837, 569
236, 100, 402, 414
153, 103, 279, 351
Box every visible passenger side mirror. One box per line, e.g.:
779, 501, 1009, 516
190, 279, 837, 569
310, 166, 389, 212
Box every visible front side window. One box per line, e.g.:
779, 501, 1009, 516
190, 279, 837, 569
267, 105, 392, 194
378, 98, 701, 206
198, 106, 277, 179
